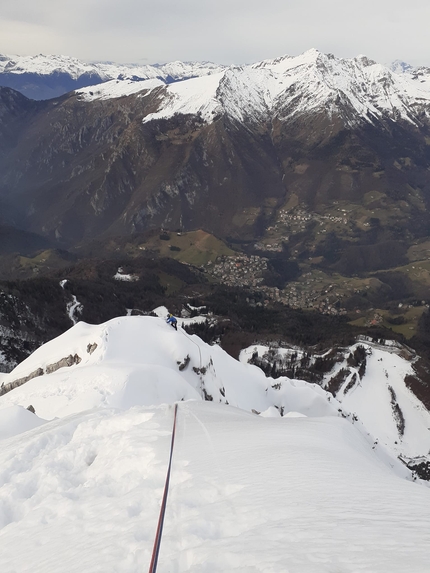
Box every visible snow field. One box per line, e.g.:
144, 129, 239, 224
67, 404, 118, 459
1, 402, 429, 572
1, 316, 430, 571
0, 406, 175, 572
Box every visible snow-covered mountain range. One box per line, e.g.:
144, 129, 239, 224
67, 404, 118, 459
0, 314, 429, 571
0, 53, 225, 82
2, 49, 430, 128
0, 53, 226, 99
1, 49, 429, 246
129, 49, 430, 128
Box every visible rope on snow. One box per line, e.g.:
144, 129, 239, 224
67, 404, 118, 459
148, 403, 179, 573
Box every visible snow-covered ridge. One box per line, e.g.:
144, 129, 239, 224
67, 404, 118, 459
140, 49, 430, 127
0, 316, 339, 422
0, 53, 226, 82
1, 314, 428, 482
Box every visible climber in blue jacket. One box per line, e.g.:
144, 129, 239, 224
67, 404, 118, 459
166, 313, 178, 330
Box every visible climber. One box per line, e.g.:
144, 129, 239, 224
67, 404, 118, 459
166, 313, 178, 330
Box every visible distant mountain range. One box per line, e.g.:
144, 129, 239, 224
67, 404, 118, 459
0, 51, 428, 102
0, 53, 226, 100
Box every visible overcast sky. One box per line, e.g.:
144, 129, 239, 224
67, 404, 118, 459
1, 0, 429, 67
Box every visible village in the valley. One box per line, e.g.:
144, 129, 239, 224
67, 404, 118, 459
205, 254, 351, 316
204, 204, 354, 316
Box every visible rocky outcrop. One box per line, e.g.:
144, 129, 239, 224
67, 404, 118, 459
45, 354, 82, 374
0, 354, 82, 396
0, 367, 43, 396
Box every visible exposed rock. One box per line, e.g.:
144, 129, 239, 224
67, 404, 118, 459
0, 367, 43, 396
45, 354, 82, 374
87, 342, 98, 354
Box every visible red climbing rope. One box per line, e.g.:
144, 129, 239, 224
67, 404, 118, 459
148, 403, 179, 573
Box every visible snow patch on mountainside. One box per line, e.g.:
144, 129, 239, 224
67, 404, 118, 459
76, 78, 164, 101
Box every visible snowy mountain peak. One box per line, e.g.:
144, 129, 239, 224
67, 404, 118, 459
138, 50, 430, 128
354, 54, 377, 67
390, 59, 414, 74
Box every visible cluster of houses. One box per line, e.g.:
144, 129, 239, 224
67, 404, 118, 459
264, 207, 350, 241
205, 255, 348, 315
206, 255, 268, 288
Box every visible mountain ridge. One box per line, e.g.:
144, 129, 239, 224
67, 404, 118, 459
2, 314, 428, 477
0, 53, 227, 100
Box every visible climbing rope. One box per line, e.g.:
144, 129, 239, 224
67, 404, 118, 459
148, 403, 179, 573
